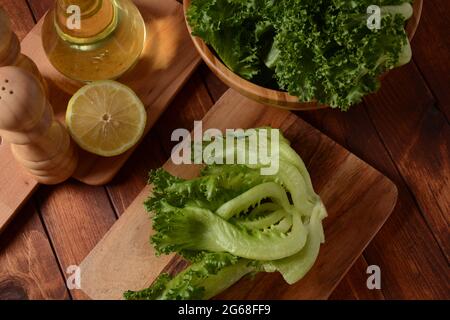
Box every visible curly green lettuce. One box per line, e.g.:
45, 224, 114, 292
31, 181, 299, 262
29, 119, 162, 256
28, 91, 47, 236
187, 0, 414, 110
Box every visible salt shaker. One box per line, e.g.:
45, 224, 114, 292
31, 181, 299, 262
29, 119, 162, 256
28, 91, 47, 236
0, 66, 77, 184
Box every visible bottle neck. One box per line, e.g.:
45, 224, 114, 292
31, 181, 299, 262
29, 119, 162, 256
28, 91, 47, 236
55, 0, 118, 44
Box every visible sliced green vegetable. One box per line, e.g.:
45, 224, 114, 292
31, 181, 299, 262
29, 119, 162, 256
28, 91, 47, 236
127, 128, 328, 300
236, 208, 287, 230
151, 202, 307, 261
264, 202, 327, 284
216, 182, 292, 220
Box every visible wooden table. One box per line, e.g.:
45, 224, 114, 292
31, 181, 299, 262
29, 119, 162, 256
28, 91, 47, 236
0, 0, 448, 300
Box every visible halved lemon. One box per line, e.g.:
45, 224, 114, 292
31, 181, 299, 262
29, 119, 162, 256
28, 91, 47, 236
66, 81, 147, 157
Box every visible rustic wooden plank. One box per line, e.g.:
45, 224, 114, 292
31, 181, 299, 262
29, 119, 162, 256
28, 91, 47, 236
0, 203, 69, 300
411, 0, 450, 121
154, 72, 215, 156
4, 0, 202, 300
35, 182, 118, 299
0, 0, 70, 301
23, 0, 118, 298
0, 145, 38, 233
365, 63, 449, 262
0, 0, 34, 39
199, 64, 229, 103
105, 133, 167, 216
26, 0, 53, 21
299, 97, 449, 299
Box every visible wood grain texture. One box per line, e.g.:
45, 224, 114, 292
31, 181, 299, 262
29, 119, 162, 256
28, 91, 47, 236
411, 0, 450, 121
183, 0, 423, 110
26, 0, 53, 21
0, 145, 37, 233
17, 0, 201, 186
0, 202, 69, 300
298, 74, 450, 298
80, 183, 174, 300
154, 72, 214, 156
364, 63, 450, 262
328, 257, 385, 300
0, 0, 34, 39
35, 181, 118, 300
79, 89, 398, 300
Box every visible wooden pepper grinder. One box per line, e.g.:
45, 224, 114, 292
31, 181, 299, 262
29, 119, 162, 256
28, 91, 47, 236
0, 66, 78, 184
0, 7, 47, 93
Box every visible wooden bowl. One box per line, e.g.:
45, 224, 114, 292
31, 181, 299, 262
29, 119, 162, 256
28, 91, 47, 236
183, 0, 423, 110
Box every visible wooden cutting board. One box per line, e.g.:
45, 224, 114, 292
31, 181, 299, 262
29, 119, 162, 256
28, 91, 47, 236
20, 0, 200, 185
79, 89, 398, 300
0, 0, 200, 232
0, 144, 38, 233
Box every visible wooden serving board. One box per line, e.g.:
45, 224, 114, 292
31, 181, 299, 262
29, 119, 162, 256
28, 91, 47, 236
22, 0, 200, 185
79, 89, 398, 300
0, 144, 38, 234
0, 0, 200, 232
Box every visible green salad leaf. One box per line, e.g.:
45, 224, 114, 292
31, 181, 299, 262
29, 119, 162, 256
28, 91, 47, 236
125, 128, 327, 300
187, 0, 414, 110
125, 253, 253, 300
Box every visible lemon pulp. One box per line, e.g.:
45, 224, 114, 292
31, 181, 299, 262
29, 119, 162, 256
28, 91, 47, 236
66, 80, 147, 157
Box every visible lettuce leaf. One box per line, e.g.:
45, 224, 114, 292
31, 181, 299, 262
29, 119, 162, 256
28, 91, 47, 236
187, 0, 414, 110
125, 129, 327, 300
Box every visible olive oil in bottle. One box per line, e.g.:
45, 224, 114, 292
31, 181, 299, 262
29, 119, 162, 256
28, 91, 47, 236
42, 0, 146, 82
